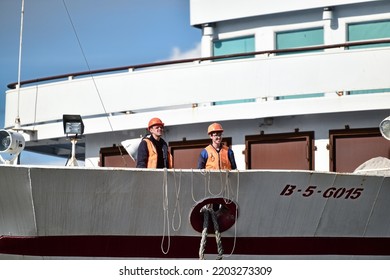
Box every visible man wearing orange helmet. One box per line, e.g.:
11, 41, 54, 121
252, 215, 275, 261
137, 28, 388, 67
136, 117, 173, 168
197, 122, 237, 170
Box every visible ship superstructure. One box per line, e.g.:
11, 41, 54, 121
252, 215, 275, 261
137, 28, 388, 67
4, 0, 390, 171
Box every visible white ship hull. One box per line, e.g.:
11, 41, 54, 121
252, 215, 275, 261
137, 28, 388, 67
1, 165, 389, 259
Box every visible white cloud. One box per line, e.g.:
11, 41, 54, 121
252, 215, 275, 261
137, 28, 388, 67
166, 42, 202, 61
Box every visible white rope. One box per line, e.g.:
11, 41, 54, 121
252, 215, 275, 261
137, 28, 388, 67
193, 169, 209, 201
161, 169, 170, 254
171, 169, 182, 232
208, 170, 223, 196
191, 170, 197, 203
224, 170, 239, 258
223, 170, 235, 203
205, 170, 213, 196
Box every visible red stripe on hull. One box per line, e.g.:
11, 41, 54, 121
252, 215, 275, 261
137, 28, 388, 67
1, 235, 390, 258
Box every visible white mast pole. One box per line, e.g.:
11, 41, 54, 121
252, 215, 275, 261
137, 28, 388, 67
15, 0, 25, 129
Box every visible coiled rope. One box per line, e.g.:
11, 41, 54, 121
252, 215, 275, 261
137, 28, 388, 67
199, 205, 224, 260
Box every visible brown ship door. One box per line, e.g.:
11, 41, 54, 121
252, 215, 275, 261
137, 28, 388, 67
246, 132, 314, 170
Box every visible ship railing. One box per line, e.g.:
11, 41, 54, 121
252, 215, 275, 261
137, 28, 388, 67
7, 38, 390, 90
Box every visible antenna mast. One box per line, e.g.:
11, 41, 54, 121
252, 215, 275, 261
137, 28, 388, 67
15, 0, 25, 129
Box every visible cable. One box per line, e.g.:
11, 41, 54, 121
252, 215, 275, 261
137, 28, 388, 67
62, 0, 130, 166
61, 0, 114, 133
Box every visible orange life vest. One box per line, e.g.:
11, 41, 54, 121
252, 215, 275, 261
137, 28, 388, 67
205, 145, 232, 170
143, 138, 173, 168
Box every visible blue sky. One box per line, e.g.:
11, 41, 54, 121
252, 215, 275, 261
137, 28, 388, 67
0, 0, 201, 164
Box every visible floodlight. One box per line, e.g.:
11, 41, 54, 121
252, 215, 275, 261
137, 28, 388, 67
63, 114, 84, 167
379, 116, 390, 141
63, 114, 84, 137
0, 130, 25, 165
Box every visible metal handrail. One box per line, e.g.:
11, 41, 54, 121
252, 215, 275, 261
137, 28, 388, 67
7, 38, 390, 89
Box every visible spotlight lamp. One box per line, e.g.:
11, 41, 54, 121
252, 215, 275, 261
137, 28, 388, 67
62, 114, 84, 167
0, 129, 25, 165
379, 116, 390, 141
63, 114, 84, 138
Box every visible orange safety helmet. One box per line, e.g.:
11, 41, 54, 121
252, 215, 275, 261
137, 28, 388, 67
148, 117, 164, 129
207, 122, 224, 135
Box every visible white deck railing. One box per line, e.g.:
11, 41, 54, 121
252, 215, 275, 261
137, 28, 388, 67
4, 41, 390, 139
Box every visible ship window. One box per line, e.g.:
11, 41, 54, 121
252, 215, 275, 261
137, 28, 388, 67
212, 36, 256, 104
275, 28, 324, 99
347, 20, 390, 49
347, 88, 390, 95
275, 28, 324, 55
245, 132, 314, 170
213, 35, 255, 60
213, 99, 255, 105
329, 128, 390, 172
347, 20, 390, 95
276, 93, 324, 100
